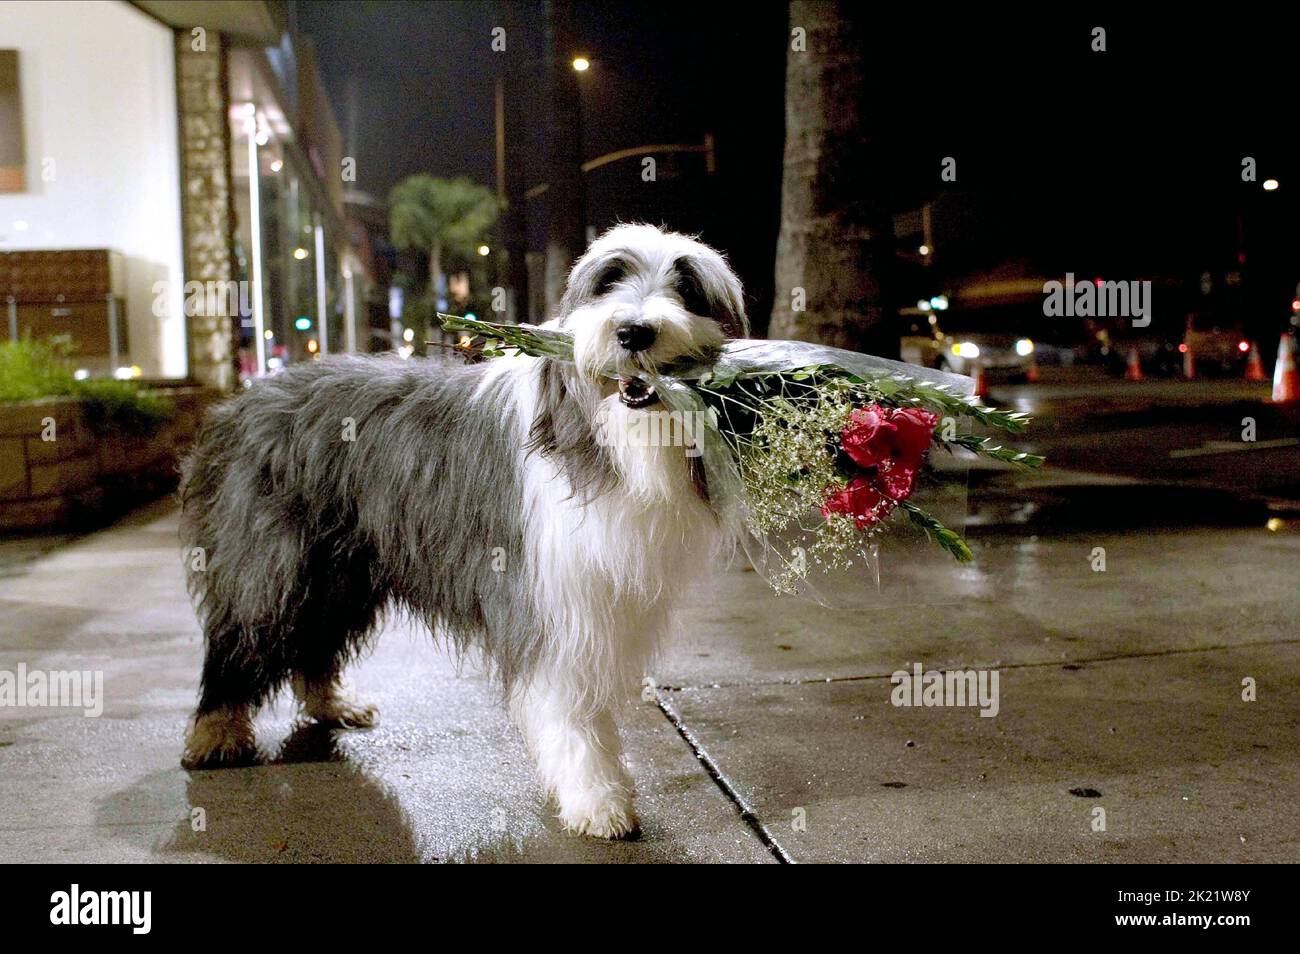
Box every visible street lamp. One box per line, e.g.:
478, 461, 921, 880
572, 56, 590, 72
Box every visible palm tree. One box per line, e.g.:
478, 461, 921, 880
770, 1, 894, 353
389, 175, 498, 304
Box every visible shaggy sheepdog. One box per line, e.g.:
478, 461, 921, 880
180, 224, 747, 838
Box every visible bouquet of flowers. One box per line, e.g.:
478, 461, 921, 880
438, 315, 1043, 597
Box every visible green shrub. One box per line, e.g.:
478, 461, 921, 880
75, 378, 175, 437
0, 338, 174, 436
0, 338, 76, 401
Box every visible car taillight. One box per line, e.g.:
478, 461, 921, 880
1237, 340, 1250, 352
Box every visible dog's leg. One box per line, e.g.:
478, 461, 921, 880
511, 676, 639, 839
182, 703, 256, 768
183, 623, 266, 769
291, 672, 378, 728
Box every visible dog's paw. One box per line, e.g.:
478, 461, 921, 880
182, 707, 257, 769
557, 790, 640, 840
306, 697, 379, 729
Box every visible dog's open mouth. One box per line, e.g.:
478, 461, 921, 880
617, 376, 659, 408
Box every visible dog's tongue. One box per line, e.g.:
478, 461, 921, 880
617, 376, 658, 408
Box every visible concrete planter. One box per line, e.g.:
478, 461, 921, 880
0, 387, 215, 533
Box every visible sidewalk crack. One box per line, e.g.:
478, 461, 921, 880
653, 693, 794, 864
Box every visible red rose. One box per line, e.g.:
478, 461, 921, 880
840, 406, 896, 468
875, 457, 918, 501
822, 476, 895, 529
887, 407, 939, 466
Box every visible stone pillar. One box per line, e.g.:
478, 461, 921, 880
175, 30, 238, 392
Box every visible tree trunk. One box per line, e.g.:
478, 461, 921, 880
770, 0, 895, 354
543, 0, 587, 316
501, 5, 530, 324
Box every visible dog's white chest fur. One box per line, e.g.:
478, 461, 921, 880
500, 361, 717, 703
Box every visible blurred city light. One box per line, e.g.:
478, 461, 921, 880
402, 327, 415, 342
572, 56, 590, 71
294, 316, 312, 331
953, 341, 980, 359
306, 338, 319, 353
477, 244, 491, 256
918, 244, 930, 256
1015, 338, 1035, 356
293, 247, 309, 260
1263, 179, 1279, 191
929, 294, 949, 311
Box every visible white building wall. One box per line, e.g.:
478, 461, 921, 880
0, 0, 186, 378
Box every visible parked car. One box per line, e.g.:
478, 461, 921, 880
898, 307, 1041, 381
1182, 313, 1250, 375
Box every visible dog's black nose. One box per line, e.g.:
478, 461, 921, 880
615, 321, 656, 353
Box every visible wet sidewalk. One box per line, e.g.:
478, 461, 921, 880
1, 497, 1297, 862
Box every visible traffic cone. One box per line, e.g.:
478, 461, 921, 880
972, 361, 988, 399
1245, 341, 1267, 381
1124, 347, 1144, 381
1272, 333, 1299, 403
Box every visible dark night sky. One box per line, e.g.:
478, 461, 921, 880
294, 2, 1299, 335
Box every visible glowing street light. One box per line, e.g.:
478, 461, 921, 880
1263, 179, 1280, 191
572, 56, 590, 72
477, 244, 491, 256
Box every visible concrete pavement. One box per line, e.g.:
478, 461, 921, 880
1, 487, 1297, 862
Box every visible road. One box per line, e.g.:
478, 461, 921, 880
0, 368, 1297, 863
989, 367, 1300, 502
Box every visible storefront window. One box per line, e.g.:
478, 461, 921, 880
229, 92, 354, 380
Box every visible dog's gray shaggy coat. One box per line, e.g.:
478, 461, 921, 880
181, 356, 538, 716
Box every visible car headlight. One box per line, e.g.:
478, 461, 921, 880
1015, 338, 1034, 356
952, 341, 980, 359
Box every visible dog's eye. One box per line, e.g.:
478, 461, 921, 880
593, 261, 626, 297
673, 258, 713, 318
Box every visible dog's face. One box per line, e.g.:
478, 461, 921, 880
557, 224, 748, 409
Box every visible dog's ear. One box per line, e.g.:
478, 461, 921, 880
673, 255, 748, 338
